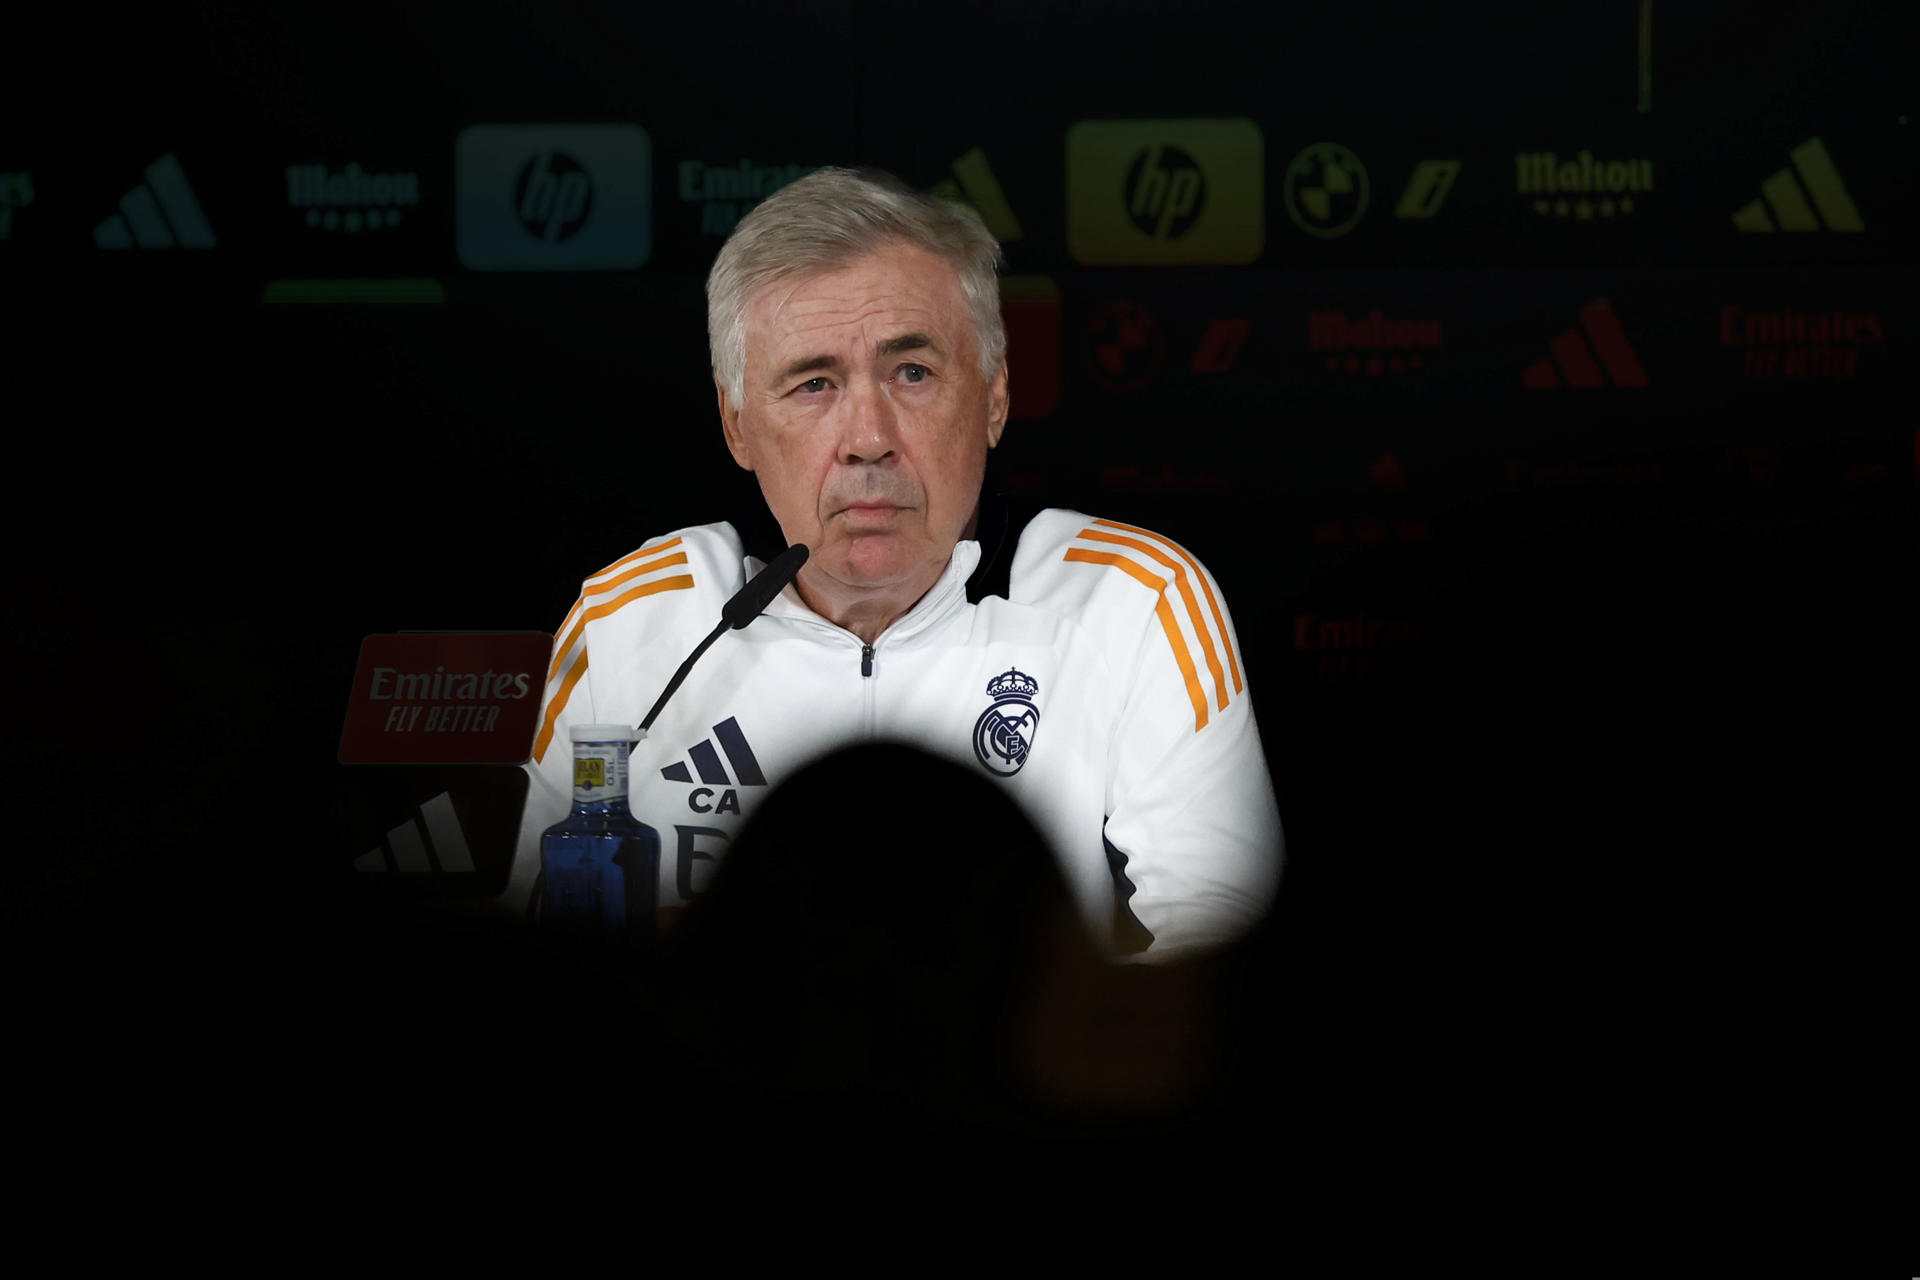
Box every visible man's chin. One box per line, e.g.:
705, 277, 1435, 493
825, 535, 930, 589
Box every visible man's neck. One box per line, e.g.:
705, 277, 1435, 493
769, 504, 984, 646
794, 558, 950, 645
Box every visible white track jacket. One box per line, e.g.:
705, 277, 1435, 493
506, 505, 1282, 960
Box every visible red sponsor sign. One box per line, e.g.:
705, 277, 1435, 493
1308, 310, 1440, 375
1002, 275, 1060, 418
339, 632, 553, 765
1085, 299, 1162, 393
1721, 305, 1880, 379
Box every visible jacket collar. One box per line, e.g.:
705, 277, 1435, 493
758, 539, 981, 646
728, 485, 1039, 608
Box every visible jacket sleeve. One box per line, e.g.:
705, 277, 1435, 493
1094, 545, 1283, 961
500, 599, 598, 916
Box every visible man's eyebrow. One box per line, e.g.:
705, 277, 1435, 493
771, 335, 943, 386
877, 332, 940, 358
772, 353, 843, 386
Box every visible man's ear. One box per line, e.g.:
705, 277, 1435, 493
985, 364, 1010, 449
717, 378, 754, 471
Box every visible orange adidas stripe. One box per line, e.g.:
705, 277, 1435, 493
557, 548, 691, 643
586, 551, 689, 599
593, 536, 683, 582
1064, 548, 1209, 731
1079, 528, 1229, 711
547, 574, 695, 683
1093, 518, 1241, 694
532, 650, 591, 765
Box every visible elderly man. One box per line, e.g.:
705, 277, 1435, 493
509, 167, 1280, 960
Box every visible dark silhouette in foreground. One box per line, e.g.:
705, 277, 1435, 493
657, 742, 1249, 1140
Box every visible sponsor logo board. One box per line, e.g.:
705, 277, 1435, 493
1085, 300, 1162, 391
339, 764, 527, 897
1190, 317, 1251, 374
1067, 119, 1263, 264
1394, 160, 1460, 218
94, 153, 215, 249
287, 161, 421, 233
1721, 304, 1881, 379
1002, 275, 1059, 418
1309, 454, 1431, 545
928, 146, 1023, 241
1515, 149, 1651, 220
1521, 298, 1647, 388
339, 632, 552, 765
679, 158, 818, 237
456, 124, 651, 270
1309, 309, 1441, 375
1731, 137, 1863, 232
1283, 142, 1369, 237
1294, 611, 1428, 681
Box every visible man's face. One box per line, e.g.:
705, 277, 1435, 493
718, 241, 1009, 608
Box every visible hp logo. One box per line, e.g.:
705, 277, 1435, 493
1124, 145, 1205, 240
515, 150, 594, 243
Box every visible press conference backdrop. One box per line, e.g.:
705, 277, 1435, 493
5, 3, 1910, 953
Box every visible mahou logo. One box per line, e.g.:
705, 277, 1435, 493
1308, 310, 1442, 375
286, 162, 420, 233
1721, 305, 1882, 379
1515, 149, 1651, 220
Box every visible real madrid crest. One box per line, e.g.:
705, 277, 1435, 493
973, 668, 1040, 777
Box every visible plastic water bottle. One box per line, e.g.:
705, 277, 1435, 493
540, 724, 659, 944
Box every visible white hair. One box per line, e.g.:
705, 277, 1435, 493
706, 166, 1006, 406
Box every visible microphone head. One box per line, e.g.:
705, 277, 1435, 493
723, 543, 809, 630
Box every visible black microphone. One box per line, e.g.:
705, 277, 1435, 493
633, 543, 809, 741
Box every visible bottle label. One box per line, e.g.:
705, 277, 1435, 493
571, 739, 628, 804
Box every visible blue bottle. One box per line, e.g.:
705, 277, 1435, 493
540, 724, 659, 945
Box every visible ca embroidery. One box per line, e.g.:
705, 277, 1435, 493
973, 668, 1040, 777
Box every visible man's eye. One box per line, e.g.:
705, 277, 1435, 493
897, 364, 929, 384
798, 377, 830, 394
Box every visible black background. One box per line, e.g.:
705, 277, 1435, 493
4, 0, 1910, 1171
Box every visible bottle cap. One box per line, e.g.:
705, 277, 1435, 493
570, 724, 635, 743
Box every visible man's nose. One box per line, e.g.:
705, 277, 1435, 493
837, 378, 901, 464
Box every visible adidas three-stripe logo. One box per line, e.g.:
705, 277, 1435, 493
1522, 298, 1647, 389
1063, 520, 1243, 732
355, 792, 475, 873
1732, 137, 1863, 233
661, 717, 766, 787
94, 153, 216, 249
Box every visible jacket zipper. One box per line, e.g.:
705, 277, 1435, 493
860, 642, 876, 735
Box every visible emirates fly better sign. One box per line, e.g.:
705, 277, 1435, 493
339, 633, 552, 765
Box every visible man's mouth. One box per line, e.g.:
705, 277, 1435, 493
838, 501, 908, 524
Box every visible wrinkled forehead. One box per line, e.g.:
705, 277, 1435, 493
741, 243, 975, 364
